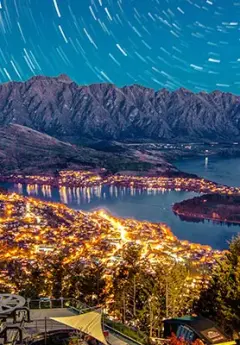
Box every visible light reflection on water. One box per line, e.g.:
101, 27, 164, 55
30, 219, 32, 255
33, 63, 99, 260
13, 183, 172, 206
1, 181, 240, 250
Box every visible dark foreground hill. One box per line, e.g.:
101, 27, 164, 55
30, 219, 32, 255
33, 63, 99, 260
0, 124, 176, 175
0, 124, 103, 174
0, 75, 240, 142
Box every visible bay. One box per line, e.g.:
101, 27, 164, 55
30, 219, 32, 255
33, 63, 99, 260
1, 173, 239, 250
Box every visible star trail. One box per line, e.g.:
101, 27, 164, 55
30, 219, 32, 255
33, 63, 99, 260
0, 0, 240, 93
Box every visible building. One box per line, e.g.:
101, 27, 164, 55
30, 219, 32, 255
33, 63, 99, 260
163, 316, 235, 345
35, 244, 55, 253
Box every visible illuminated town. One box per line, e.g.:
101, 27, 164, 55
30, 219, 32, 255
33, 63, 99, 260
0, 168, 237, 331
0, 187, 223, 300
1, 169, 240, 195
0, 170, 239, 342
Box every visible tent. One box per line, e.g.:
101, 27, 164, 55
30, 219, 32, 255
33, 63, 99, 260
50, 310, 108, 345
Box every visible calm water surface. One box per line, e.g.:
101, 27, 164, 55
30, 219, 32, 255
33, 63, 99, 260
176, 156, 240, 187
1, 157, 240, 251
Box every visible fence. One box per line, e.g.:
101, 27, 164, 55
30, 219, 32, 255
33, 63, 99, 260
25, 298, 80, 310
22, 298, 146, 345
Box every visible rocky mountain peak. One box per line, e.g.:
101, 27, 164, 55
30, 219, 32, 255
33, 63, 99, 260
55, 74, 73, 83
0, 75, 239, 142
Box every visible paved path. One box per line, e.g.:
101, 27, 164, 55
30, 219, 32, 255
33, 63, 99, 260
108, 333, 128, 345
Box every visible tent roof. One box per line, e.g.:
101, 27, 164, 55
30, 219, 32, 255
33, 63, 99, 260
51, 310, 107, 345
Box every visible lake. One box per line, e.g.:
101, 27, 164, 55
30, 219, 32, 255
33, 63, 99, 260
1, 155, 240, 251
176, 156, 240, 187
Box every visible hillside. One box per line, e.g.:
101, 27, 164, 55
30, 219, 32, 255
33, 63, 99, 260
0, 124, 176, 175
0, 124, 105, 174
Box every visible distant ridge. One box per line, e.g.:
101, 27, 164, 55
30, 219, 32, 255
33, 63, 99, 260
0, 75, 240, 142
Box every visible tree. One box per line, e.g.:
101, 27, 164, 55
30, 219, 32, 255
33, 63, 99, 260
47, 254, 67, 298
110, 243, 143, 324
63, 261, 106, 306
110, 248, 197, 338
7, 259, 46, 298
136, 268, 166, 338
165, 262, 192, 318
196, 235, 240, 336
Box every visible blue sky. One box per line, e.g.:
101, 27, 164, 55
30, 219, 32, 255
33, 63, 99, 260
1, 0, 240, 93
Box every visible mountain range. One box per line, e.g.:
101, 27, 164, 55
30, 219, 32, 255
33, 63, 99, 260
0, 75, 240, 175
1, 74, 240, 142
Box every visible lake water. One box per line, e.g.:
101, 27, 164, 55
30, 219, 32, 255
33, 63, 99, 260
176, 156, 240, 187
1, 156, 240, 251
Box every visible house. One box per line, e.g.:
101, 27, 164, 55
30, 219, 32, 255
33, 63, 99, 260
163, 316, 235, 345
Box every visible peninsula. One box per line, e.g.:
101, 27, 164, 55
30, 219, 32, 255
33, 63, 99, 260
173, 194, 240, 225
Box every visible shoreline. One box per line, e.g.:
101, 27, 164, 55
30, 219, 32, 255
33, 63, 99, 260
1, 171, 240, 229
0, 187, 224, 299
1, 171, 240, 195
173, 194, 240, 227
173, 209, 240, 226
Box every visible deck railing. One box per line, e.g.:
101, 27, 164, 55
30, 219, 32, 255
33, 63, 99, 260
23, 298, 146, 345
26, 297, 80, 310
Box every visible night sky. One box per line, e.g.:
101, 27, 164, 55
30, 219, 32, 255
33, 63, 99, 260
1, 0, 240, 93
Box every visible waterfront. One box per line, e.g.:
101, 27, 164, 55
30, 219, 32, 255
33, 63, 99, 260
1, 156, 240, 250
1, 181, 239, 250
0, 191, 220, 305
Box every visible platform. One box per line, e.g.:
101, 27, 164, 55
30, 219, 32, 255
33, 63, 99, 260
24, 308, 129, 345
